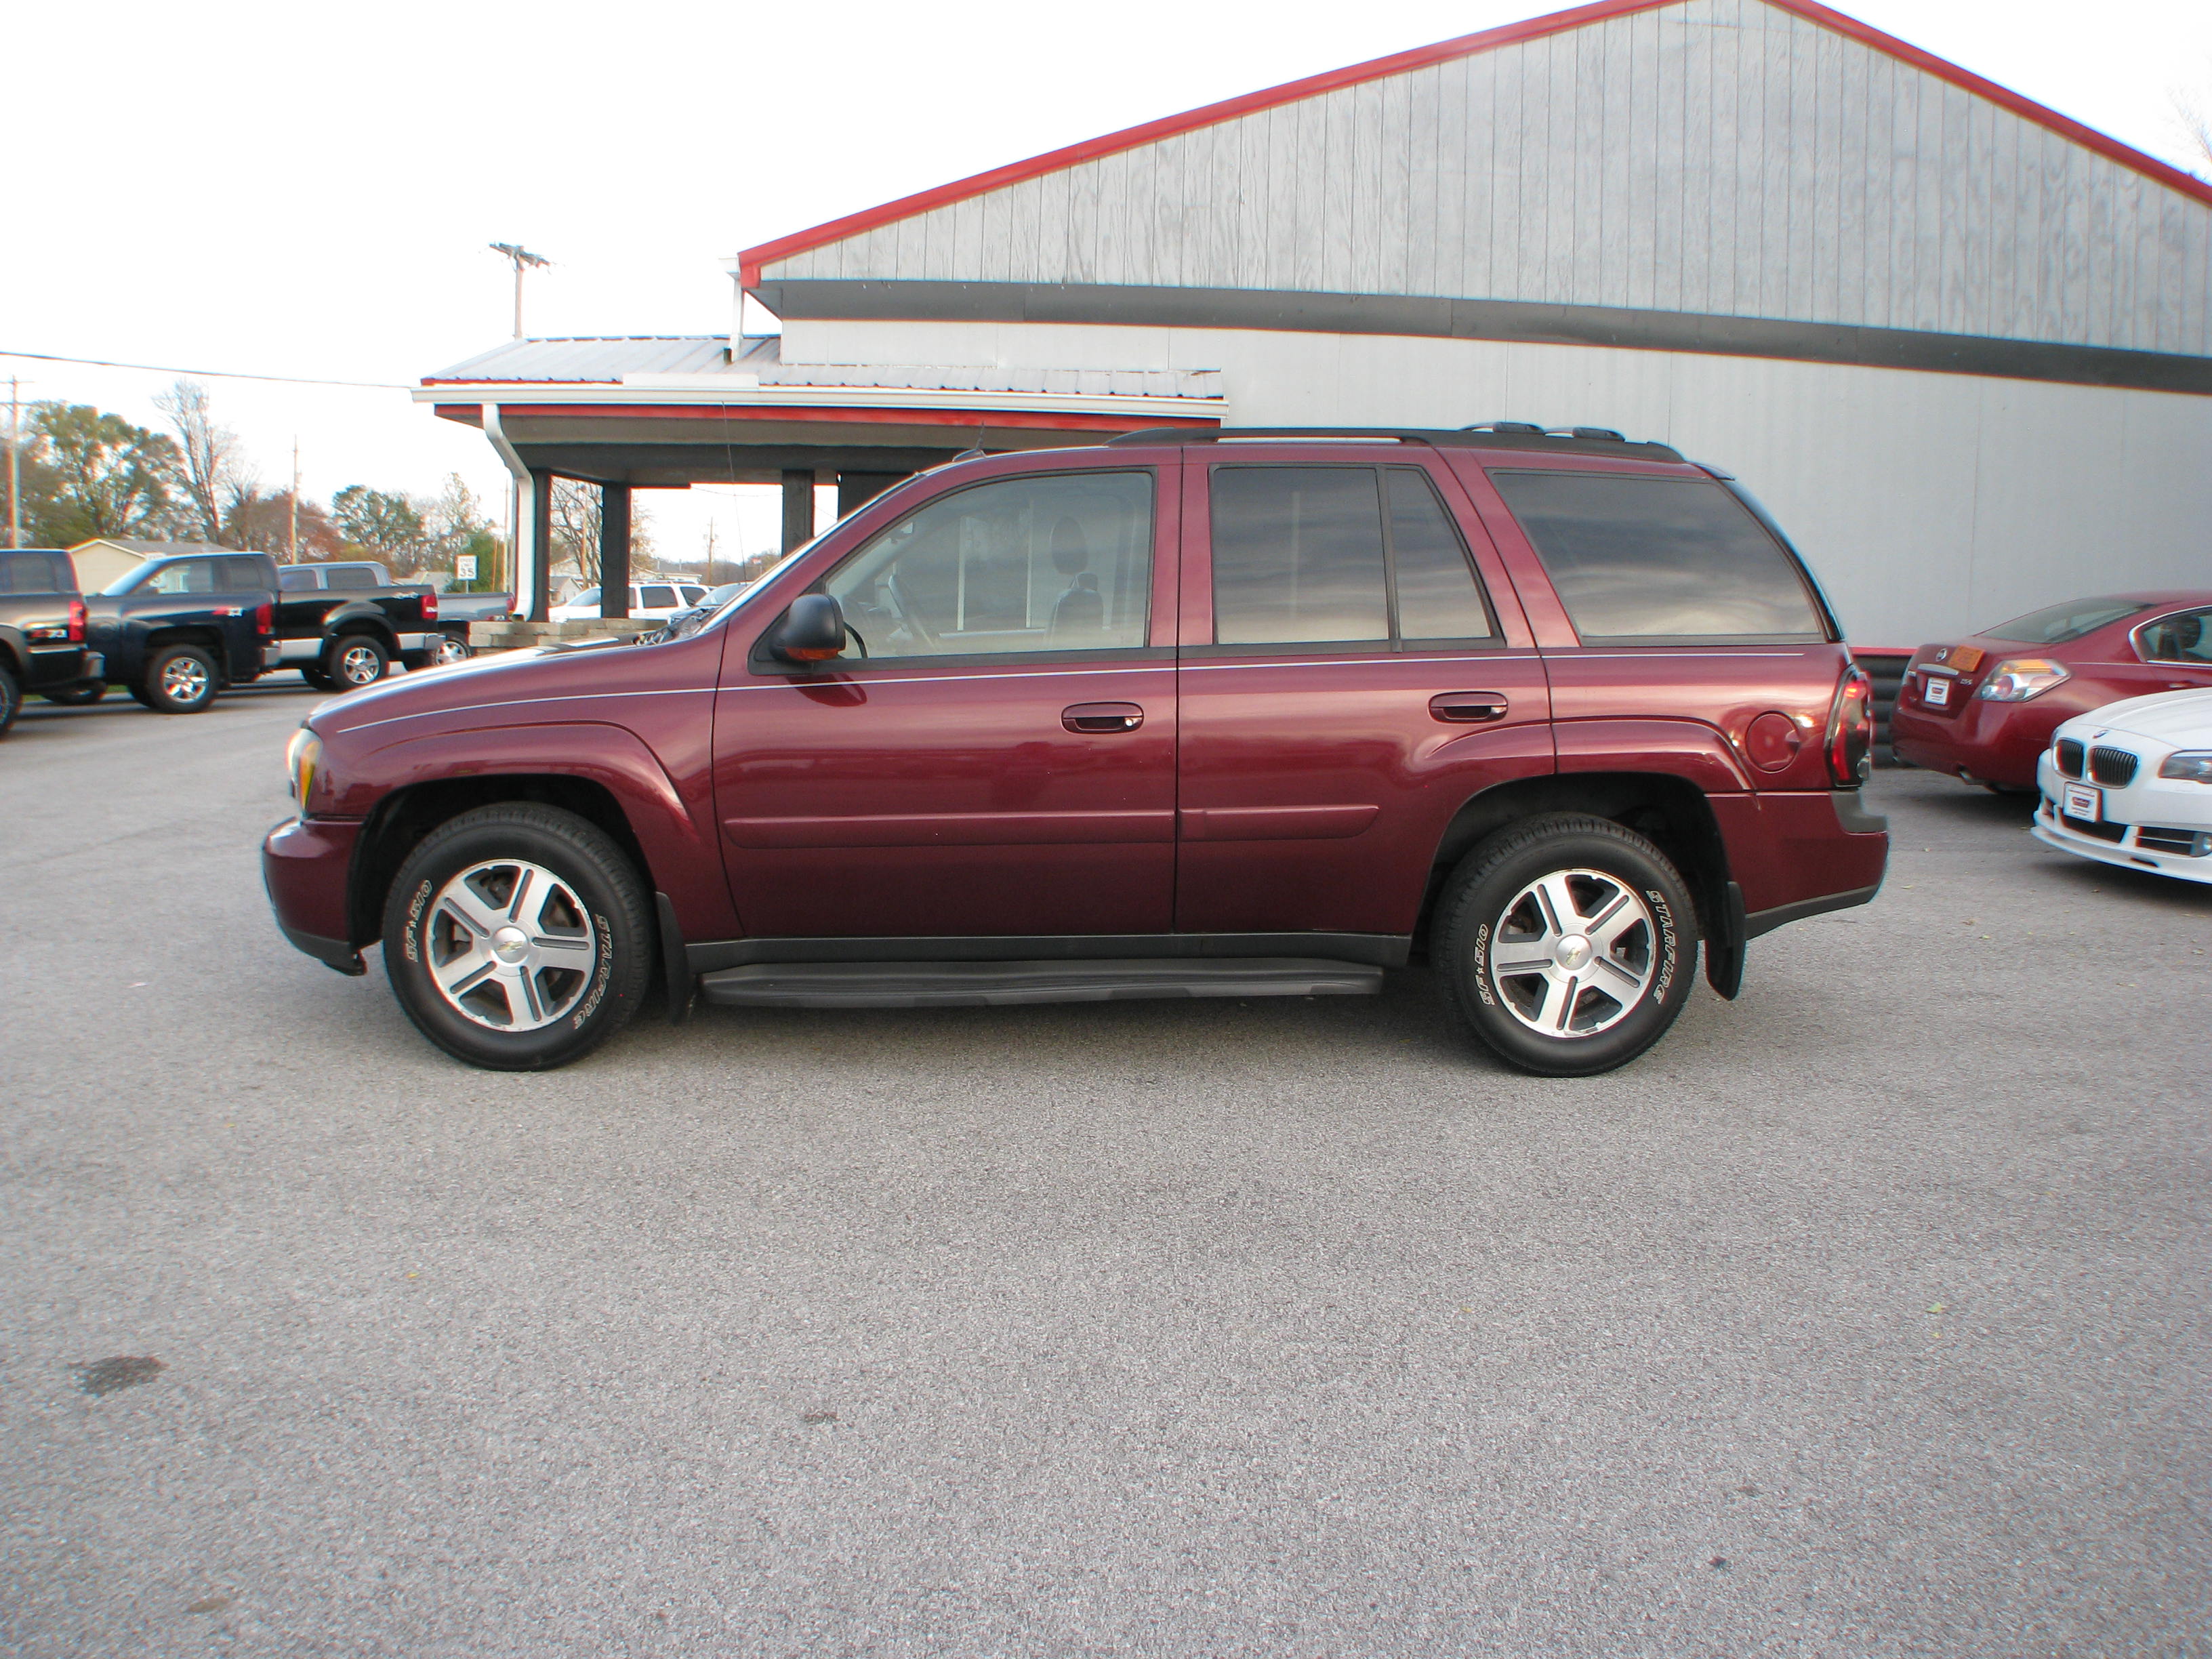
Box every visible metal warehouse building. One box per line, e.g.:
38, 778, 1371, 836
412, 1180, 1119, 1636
421, 0, 2212, 647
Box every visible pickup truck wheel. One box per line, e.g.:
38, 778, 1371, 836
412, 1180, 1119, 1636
0, 665, 20, 737
327, 635, 388, 689
433, 632, 472, 665
300, 665, 337, 691
1434, 814, 1697, 1078
42, 681, 107, 705
142, 644, 220, 714
382, 804, 653, 1071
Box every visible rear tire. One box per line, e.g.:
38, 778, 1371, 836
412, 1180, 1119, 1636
433, 632, 472, 665
1434, 813, 1697, 1078
41, 681, 106, 705
141, 644, 220, 714
326, 634, 388, 690
380, 804, 653, 1071
300, 664, 337, 691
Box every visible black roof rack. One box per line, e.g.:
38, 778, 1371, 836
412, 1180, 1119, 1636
1105, 425, 1684, 462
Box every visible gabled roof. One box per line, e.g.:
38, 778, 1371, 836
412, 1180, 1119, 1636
737, 0, 2212, 289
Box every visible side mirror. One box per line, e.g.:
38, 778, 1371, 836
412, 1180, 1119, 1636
771, 592, 847, 663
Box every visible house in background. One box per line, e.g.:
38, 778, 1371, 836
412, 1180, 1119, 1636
68, 538, 236, 592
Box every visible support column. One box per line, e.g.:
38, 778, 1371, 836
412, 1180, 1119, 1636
781, 468, 816, 552
598, 483, 632, 618
837, 470, 908, 518
529, 469, 554, 623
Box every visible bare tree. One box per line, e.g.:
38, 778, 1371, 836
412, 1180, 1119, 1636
548, 478, 653, 588
152, 380, 241, 544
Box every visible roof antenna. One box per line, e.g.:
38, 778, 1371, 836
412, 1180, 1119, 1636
954, 420, 987, 462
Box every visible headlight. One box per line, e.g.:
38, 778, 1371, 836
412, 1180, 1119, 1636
285, 726, 323, 806
1975, 658, 2070, 701
2158, 750, 2212, 783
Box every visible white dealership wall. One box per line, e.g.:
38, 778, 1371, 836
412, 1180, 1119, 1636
783, 315, 2212, 649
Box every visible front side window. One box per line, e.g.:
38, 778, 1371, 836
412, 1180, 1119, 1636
2139, 609, 2212, 665
1209, 465, 1497, 648
823, 470, 1153, 661
1492, 472, 1828, 643
138, 560, 218, 596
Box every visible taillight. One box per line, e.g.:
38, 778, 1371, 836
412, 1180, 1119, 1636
420, 588, 438, 621
1827, 663, 1875, 787
255, 600, 274, 637
66, 598, 85, 643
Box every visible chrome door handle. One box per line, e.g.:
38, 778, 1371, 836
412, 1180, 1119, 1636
1430, 692, 1509, 722
1063, 701, 1144, 733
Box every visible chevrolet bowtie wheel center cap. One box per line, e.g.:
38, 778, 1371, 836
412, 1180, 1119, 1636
492, 924, 531, 962
1555, 934, 1594, 971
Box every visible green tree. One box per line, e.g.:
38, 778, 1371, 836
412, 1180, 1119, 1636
332, 485, 427, 570
22, 402, 181, 544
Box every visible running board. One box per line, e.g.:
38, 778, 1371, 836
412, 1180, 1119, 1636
699, 956, 1384, 1010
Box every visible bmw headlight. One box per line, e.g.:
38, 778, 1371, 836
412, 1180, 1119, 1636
2158, 750, 2212, 783
285, 726, 323, 806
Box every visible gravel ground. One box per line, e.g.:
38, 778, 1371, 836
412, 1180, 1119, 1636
3, 682, 2209, 1658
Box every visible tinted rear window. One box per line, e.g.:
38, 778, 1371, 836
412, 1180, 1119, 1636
1982, 598, 2150, 645
324, 565, 377, 590
279, 567, 321, 590
1491, 472, 1828, 642
0, 552, 73, 594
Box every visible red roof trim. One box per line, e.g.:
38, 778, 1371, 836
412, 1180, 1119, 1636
738, 0, 2212, 287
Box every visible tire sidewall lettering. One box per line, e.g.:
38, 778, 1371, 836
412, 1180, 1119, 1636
571, 913, 615, 1029
402, 878, 432, 963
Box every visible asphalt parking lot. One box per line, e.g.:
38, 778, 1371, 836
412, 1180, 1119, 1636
4, 682, 2209, 1657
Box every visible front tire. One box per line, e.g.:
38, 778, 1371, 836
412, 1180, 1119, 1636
141, 644, 220, 714
0, 665, 20, 737
381, 804, 653, 1070
326, 634, 388, 690
1434, 814, 1697, 1078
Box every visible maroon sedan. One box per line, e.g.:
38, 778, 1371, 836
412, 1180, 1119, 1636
1891, 593, 2212, 792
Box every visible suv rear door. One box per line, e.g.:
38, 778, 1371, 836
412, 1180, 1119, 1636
713, 463, 1179, 939
1174, 447, 1551, 939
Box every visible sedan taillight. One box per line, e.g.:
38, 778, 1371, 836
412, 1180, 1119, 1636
1827, 664, 1875, 787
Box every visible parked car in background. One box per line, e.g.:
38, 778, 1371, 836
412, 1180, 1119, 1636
1889, 592, 2212, 792
655, 580, 749, 640
549, 581, 708, 625
2033, 689, 2212, 882
0, 548, 104, 735
264, 424, 1886, 1078
278, 560, 494, 671
87, 550, 440, 712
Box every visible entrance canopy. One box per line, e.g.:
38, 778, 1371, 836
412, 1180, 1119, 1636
416, 335, 1224, 619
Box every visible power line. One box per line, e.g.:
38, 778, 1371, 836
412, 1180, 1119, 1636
0, 349, 408, 390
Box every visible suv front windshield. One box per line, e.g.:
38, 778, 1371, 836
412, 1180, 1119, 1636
1981, 598, 2150, 645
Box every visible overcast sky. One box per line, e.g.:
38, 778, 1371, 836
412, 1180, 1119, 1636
6, 0, 2208, 564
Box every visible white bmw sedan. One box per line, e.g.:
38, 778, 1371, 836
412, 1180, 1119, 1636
2033, 689, 2212, 883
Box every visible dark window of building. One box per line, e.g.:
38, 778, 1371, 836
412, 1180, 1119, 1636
1492, 472, 1828, 642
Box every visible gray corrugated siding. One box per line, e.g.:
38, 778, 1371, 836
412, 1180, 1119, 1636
429, 337, 733, 381
762, 0, 2212, 357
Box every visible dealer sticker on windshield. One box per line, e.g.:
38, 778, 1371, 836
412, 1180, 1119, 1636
2062, 782, 2102, 822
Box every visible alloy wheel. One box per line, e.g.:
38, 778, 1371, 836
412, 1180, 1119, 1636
1487, 867, 1658, 1038
424, 859, 598, 1031
337, 642, 384, 686
161, 655, 212, 703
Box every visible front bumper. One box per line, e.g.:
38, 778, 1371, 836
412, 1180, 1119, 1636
2030, 756, 2212, 884
262, 815, 367, 972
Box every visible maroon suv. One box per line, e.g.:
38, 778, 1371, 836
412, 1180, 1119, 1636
264, 426, 1886, 1076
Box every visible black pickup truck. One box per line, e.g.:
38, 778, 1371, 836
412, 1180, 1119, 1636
0, 548, 105, 735
280, 560, 509, 666
87, 550, 440, 712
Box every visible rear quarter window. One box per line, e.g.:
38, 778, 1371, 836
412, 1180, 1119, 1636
324, 566, 377, 590
1490, 472, 1829, 644
0, 552, 73, 594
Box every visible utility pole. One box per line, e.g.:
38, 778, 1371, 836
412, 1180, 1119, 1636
6, 377, 19, 550
488, 242, 552, 339
288, 438, 300, 563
